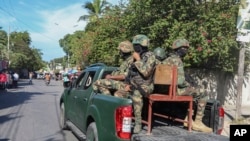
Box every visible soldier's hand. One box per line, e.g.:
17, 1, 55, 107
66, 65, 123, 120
125, 84, 131, 92
133, 52, 141, 61
105, 74, 112, 79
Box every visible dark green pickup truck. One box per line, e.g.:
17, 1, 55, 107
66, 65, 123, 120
59, 63, 229, 141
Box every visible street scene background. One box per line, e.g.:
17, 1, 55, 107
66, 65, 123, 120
0, 79, 78, 141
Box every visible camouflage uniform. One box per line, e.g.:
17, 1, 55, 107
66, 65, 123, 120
166, 39, 212, 133
92, 41, 134, 98
165, 53, 186, 86
127, 35, 156, 133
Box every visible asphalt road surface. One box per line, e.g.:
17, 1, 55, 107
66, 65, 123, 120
0, 79, 79, 141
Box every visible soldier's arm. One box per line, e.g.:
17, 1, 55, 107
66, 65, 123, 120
134, 55, 156, 78
177, 61, 185, 85
107, 58, 132, 81
105, 74, 125, 81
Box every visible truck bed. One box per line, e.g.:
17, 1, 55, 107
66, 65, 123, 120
132, 125, 229, 141
131, 99, 229, 141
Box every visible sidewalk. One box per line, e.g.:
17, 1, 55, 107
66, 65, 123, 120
221, 104, 250, 137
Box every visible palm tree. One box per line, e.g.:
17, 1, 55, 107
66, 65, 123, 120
78, 0, 110, 22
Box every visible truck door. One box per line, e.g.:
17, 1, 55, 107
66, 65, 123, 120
67, 72, 87, 125
75, 71, 96, 131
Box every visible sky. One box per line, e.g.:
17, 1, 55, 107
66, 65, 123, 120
0, 0, 119, 62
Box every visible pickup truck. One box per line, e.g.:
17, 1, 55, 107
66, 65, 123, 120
59, 63, 229, 141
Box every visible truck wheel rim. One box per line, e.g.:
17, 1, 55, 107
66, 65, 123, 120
87, 131, 95, 140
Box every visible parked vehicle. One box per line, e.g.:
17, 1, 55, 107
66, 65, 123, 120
36, 73, 44, 79
0, 71, 7, 90
59, 63, 228, 141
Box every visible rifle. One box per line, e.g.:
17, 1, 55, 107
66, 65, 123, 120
124, 64, 147, 96
184, 73, 198, 88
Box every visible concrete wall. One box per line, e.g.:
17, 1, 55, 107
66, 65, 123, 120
242, 72, 250, 106
186, 68, 250, 108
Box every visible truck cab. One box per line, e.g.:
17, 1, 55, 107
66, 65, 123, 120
60, 63, 133, 141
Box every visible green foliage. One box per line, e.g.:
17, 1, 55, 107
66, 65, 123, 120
0, 31, 45, 71
0, 30, 8, 59
78, 0, 110, 22
62, 0, 241, 72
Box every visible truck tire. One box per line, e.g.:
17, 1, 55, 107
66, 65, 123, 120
60, 103, 68, 130
86, 122, 98, 141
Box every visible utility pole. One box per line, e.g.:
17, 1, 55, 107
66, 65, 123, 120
7, 25, 10, 61
236, 47, 245, 120
67, 53, 70, 68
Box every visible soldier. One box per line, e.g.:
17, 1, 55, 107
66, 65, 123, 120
165, 38, 212, 133
92, 40, 134, 98
153, 47, 168, 64
124, 34, 156, 133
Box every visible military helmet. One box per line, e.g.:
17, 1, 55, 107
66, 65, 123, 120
118, 40, 133, 53
154, 47, 166, 60
172, 39, 189, 49
132, 34, 150, 47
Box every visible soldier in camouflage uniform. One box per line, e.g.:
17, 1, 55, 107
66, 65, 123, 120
153, 47, 168, 65
124, 34, 156, 133
92, 40, 134, 98
165, 39, 212, 133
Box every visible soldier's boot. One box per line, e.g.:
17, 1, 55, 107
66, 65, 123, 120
183, 109, 194, 127
192, 101, 213, 133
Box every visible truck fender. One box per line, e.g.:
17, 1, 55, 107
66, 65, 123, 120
86, 105, 102, 138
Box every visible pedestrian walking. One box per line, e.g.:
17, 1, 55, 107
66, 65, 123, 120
13, 72, 19, 88
29, 72, 33, 84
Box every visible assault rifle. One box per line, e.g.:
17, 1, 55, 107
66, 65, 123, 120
124, 64, 147, 96
184, 73, 198, 88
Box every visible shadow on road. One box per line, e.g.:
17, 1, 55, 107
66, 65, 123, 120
0, 79, 49, 125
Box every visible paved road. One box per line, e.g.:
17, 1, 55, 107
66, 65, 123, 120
0, 79, 79, 141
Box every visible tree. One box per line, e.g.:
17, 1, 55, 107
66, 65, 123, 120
6, 31, 45, 71
78, 0, 110, 22
123, 0, 239, 72
59, 31, 88, 67
71, 0, 240, 72
0, 30, 8, 60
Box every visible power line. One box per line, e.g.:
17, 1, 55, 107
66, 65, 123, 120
0, 6, 57, 41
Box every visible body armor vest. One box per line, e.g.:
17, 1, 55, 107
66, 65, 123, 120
130, 52, 154, 86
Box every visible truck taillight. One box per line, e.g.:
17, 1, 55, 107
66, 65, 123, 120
115, 105, 132, 139
217, 106, 225, 135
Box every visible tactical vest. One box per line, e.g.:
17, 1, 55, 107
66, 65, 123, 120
130, 52, 155, 86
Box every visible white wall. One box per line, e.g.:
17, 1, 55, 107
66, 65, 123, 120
242, 72, 250, 106
186, 68, 250, 109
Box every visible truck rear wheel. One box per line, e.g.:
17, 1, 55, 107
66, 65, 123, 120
86, 122, 98, 141
60, 103, 68, 130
